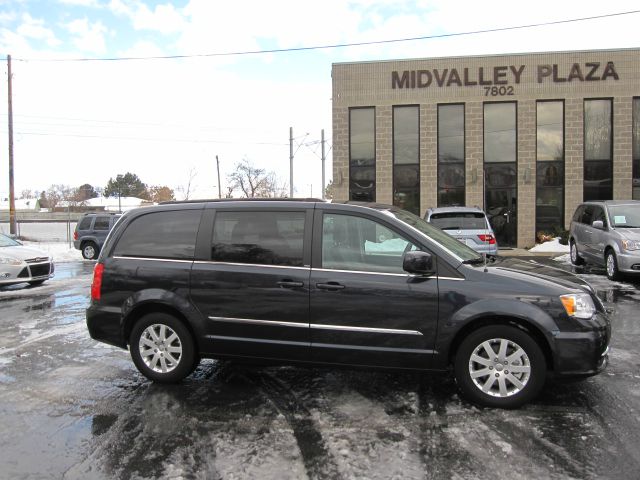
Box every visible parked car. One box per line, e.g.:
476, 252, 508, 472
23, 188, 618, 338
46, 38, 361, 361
0, 233, 54, 287
425, 206, 498, 256
87, 199, 610, 408
569, 200, 640, 280
73, 213, 121, 259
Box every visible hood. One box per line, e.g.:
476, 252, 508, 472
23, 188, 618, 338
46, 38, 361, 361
0, 245, 50, 262
614, 228, 640, 240
488, 257, 593, 293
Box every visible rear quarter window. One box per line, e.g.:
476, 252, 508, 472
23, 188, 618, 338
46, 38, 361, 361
77, 217, 93, 230
113, 210, 202, 260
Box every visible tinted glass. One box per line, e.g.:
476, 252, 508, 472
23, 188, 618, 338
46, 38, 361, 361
211, 211, 305, 267
572, 206, 583, 223
484, 103, 516, 163
114, 210, 201, 259
584, 160, 612, 201
581, 206, 594, 225
634, 99, 640, 200
592, 206, 607, 227
438, 164, 465, 188
94, 216, 111, 230
438, 104, 464, 163
322, 213, 415, 274
429, 212, 487, 230
350, 107, 375, 202
438, 188, 465, 207
537, 101, 563, 161
78, 217, 93, 230
393, 106, 419, 165
584, 99, 612, 161
393, 164, 420, 215
485, 164, 517, 188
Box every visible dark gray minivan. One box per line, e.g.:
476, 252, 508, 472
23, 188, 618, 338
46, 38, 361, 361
87, 199, 610, 408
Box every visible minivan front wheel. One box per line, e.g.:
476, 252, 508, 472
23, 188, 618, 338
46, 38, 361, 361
570, 240, 584, 266
605, 250, 621, 281
130, 313, 197, 383
454, 325, 546, 408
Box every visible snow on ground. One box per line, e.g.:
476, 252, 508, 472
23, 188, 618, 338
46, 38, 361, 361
553, 253, 571, 264
528, 237, 570, 253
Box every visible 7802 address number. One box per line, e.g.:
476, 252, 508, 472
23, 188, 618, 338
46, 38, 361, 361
484, 86, 514, 96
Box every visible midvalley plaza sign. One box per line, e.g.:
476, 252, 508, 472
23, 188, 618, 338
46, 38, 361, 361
391, 62, 620, 92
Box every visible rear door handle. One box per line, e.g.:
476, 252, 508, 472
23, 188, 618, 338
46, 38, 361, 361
316, 282, 345, 291
277, 280, 303, 288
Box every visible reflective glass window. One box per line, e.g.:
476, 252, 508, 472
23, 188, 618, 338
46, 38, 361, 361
633, 98, 640, 200
584, 99, 613, 201
349, 108, 376, 202
536, 101, 564, 234
393, 106, 420, 215
484, 103, 516, 163
211, 211, 305, 267
438, 104, 465, 207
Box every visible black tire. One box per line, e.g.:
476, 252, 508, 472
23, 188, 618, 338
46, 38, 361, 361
81, 242, 99, 260
454, 325, 546, 409
28, 280, 46, 286
129, 313, 198, 383
570, 239, 584, 266
605, 250, 621, 281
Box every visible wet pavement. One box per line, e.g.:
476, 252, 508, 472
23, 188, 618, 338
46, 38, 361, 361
1, 260, 639, 479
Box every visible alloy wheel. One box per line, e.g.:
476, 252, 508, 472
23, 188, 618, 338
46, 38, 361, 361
139, 324, 182, 374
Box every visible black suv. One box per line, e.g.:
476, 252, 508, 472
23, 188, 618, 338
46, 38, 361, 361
74, 213, 121, 259
87, 200, 610, 408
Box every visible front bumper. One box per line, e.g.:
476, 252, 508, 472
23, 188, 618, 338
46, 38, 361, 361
616, 250, 640, 273
552, 311, 611, 377
0, 261, 54, 286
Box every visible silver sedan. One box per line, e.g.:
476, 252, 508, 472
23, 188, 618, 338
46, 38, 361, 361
0, 233, 54, 287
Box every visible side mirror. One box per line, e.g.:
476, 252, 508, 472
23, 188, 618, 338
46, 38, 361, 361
403, 251, 435, 276
592, 220, 604, 230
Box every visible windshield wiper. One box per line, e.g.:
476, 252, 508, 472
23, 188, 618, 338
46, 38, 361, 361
462, 258, 485, 265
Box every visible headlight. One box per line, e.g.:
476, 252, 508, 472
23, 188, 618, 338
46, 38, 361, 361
0, 257, 23, 266
621, 239, 640, 251
560, 293, 596, 319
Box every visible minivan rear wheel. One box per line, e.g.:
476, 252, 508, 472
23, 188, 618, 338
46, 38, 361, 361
570, 240, 584, 266
454, 325, 546, 409
129, 313, 197, 383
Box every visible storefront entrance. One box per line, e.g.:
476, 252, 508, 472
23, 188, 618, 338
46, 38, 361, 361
485, 164, 518, 248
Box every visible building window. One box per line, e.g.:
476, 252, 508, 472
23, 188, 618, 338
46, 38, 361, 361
393, 105, 420, 215
633, 98, 640, 200
437, 104, 465, 207
536, 101, 564, 235
584, 99, 613, 201
484, 102, 518, 247
349, 107, 376, 202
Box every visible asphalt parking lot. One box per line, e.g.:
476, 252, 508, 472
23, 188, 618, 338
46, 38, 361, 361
1, 259, 639, 480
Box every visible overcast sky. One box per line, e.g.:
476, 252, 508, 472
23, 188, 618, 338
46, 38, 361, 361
0, 0, 638, 200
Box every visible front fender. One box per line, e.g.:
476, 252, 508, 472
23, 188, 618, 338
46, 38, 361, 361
435, 297, 559, 368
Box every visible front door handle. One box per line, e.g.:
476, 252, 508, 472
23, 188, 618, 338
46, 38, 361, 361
277, 280, 303, 288
316, 282, 345, 291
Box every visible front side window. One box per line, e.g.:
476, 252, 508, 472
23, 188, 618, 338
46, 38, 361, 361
393, 105, 420, 215
113, 210, 201, 259
322, 213, 416, 274
584, 99, 613, 201
350, 107, 376, 202
438, 104, 465, 207
211, 211, 305, 267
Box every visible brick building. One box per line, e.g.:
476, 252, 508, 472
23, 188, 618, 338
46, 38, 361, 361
331, 48, 640, 248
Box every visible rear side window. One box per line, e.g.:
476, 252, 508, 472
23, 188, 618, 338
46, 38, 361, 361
94, 216, 111, 230
429, 212, 487, 230
113, 210, 202, 260
211, 211, 305, 267
572, 206, 584, 223
77, 217, 92, 230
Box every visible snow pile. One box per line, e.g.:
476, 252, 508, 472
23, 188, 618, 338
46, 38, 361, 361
20, 241, 84, 263
529, 237, 569, 253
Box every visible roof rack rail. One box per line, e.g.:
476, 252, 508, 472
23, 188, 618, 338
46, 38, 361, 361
159, 197, 327, 205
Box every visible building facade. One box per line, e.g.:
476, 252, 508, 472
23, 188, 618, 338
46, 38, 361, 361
332, 48, 640, 248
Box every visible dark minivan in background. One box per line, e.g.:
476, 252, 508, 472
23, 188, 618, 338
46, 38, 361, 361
87, 200, 610, 408
74, 212, 121, 259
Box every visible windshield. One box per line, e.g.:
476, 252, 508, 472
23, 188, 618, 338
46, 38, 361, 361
429, 212, 488, 230
0, 233, 21, 247
608, 204, 640, 228
383, 208, 482, 262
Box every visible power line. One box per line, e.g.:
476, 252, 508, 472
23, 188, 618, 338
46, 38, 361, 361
10, 10, 640, 63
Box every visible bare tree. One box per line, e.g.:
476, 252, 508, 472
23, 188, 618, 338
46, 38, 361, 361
176, 167, 198, 200
227, 158, 287, 198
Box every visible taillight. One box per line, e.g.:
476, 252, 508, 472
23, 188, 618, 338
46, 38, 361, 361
91, 263, 104, 301
73, 231, 78, 241
477, 234, 496, 245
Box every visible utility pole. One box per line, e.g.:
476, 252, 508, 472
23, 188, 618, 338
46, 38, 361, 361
216, 155, 222, 199
7, 54, 16, 235
289, 127, 293, 198
321, 129, 326, 200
